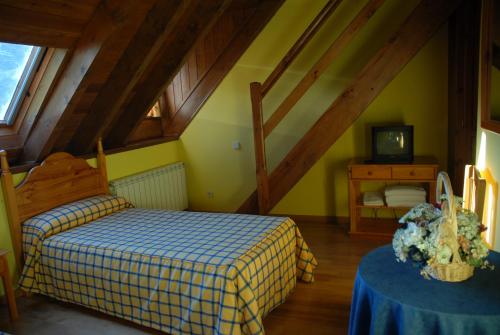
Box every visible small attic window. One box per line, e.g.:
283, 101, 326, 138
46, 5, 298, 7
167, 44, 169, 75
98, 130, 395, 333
0, 42, 45, 125
146, 101, 162, 118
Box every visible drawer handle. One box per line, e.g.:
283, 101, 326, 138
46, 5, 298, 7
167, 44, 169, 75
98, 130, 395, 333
410, 171, 416, 176
367, 171, 373, 176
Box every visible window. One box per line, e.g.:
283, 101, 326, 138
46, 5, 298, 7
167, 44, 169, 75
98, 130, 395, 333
146, 101, 162, 118
0, 42, 45, 125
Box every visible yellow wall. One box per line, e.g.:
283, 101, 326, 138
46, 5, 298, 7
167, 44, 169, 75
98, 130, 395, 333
179, 0, 448, 215
0, 140, 180, 290
86, 141, 181, 180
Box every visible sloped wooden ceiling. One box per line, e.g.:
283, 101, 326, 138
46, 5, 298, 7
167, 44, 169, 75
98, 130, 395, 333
0, 0, 100, 48
0, 0, 283, 167
22, 0, 230, 163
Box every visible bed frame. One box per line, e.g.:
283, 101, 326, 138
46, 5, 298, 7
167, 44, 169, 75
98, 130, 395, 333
0, 139, 109, 270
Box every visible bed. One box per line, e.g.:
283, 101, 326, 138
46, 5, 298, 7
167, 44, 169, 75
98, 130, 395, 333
0, 141, 317, 335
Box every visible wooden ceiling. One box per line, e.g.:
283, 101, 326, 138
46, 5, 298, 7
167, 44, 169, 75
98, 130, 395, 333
0, 0, 284, 167
0, 0, 100, 48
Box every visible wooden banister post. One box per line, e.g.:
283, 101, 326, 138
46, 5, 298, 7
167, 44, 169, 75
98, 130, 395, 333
250, 82, 270, 214
0, 151, 23, 270
96, 138, 109, 194
248, 1, 344, 214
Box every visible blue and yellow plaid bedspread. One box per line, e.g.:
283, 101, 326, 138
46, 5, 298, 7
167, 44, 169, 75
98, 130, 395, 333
20, 208, 317, 335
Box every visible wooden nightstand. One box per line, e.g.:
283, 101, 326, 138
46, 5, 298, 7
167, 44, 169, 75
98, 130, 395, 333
0, 250, 18, 320
348, 157, 439, 238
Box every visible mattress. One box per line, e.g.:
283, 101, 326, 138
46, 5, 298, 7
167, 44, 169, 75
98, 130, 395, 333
20, 207, 317, 335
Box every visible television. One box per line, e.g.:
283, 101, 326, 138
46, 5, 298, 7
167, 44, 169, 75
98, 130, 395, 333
371, 125, 413, 163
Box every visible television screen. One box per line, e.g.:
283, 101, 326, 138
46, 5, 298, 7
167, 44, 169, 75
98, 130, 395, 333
375, 130, 411, 155
372, 126, 413, 163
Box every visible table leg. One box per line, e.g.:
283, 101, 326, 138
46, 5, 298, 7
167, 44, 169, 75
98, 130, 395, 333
349, 179, 360, 234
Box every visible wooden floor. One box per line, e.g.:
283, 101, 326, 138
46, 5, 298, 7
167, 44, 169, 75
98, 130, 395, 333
0, 222, 385, 335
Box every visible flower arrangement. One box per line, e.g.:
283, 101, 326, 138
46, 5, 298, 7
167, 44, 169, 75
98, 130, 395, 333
392, 199, 494, 279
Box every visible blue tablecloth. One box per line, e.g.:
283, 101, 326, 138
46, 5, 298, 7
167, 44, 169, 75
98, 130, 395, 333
349, 245, 500, 335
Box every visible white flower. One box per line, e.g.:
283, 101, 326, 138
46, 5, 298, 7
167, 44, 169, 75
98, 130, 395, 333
402, 222, 426, 246
392, 229, 407, 262
392, 200, 491, 273
435, 244, 453, 264
398, 203, 441, 224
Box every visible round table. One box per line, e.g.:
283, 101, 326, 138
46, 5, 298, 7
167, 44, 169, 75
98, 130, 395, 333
349, 245, 500, 335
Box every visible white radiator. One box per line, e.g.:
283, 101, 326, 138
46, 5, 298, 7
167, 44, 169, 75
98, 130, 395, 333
110, 162, 188, 210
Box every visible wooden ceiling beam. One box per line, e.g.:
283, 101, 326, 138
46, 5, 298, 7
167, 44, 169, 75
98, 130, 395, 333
263, 0, 385, 138
67, 0, 195, 155
0, 0, 99, 19
103, 0, 231, 149
163, 0, 285, 138
0, 1, 99, 48
21, 0, 158, 163
239, 0, 461, 213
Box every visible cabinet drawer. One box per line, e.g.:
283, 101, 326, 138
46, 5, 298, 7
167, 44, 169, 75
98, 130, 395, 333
392, 167, 435, 180
351, 166, 391, 179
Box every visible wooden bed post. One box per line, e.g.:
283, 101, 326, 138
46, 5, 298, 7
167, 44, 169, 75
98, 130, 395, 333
0, 151, 23, 270
97, 138, 109, 194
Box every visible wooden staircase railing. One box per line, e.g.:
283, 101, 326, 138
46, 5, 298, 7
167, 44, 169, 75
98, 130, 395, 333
250, 0, 384, 214
248, 0, 460, 215
259, 0, 343, 97
250, 0, 343, 214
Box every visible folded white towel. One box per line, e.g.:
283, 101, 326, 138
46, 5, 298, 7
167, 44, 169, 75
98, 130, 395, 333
386, 196, 426, 207
363, 191, 384, 206
385, 185, 426, 197
385, 195, 426, 202
386, 201, 425, 208
386, 194, 425, 206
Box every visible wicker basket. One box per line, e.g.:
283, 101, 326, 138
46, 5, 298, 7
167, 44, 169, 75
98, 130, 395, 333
424, 172, 474, 282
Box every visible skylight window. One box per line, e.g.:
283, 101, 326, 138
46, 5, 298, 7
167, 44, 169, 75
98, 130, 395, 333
0, 42, 44, 125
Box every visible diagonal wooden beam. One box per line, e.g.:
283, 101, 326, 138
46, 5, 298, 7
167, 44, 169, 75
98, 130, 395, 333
163, 0, 285, 138
103, 0, 231, 149
21, 0, 158, 163
260, 0, 343, 97
67, 0, 191, 155
239, 0, 461, 213
263, 0, 385, 138
0, 1, 95, 48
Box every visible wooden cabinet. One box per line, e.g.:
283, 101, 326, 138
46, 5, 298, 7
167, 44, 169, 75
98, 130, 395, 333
392, 166, 435, 180
351, 166, 392, 179
348, 157, 439, 238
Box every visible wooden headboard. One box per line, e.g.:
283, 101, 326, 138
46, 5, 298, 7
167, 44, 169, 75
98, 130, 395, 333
0, 140, 109, 270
